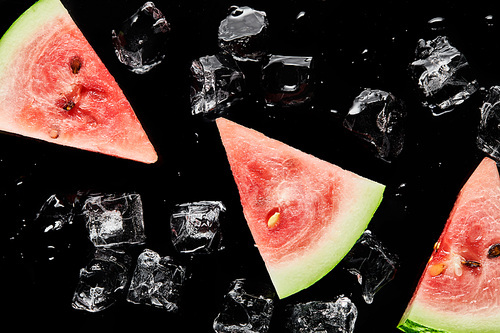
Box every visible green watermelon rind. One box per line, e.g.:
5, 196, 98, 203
0, 0, 67, 76
398, 319, 448, 333
398, 300, 500, 333
268, 176, 385, 299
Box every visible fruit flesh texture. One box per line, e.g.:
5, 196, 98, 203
399, 157, 500, 333
216, 117, 385, 298
0, 0, 157, 163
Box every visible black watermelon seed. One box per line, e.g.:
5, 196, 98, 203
488, 244, 500, 258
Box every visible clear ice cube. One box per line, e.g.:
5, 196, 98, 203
170, 201, 225, 254
82, 193, 146, 247
218, 6, 269, 62
343, 88, 406, 162
213, 279, 275, 333
477, 86, 500, 161
409, 36, 478, 115
126, 249, 186, 312
72, 248, 132, 312
286, 296, 358, 333
261, 55, 314, 107
111, 1, 171, 74
341, 230, 399, 304
190, 54, 245, 117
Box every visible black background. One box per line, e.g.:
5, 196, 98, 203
0, 0, 499, 332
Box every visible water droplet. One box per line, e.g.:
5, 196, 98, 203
428, 16, 446, 31
485, 15, 494, 27
296, 11, 306, 20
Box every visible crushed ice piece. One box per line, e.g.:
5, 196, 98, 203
286, 296, 358, 333
477, 86, 500, 161
261, 55, 314, 107
409, 36, 478, 115
218, 6, 269, 62
213, 278, 275, 333
190, 54, 245, 117
342, 230, 399, 304
35, 194, 77, 231
126, 249, 186, 312
343, 88, 406, 162
82, 193, 146, 247
72, 248, 132, 312
170, 201, 225, 254
111, 1, 171, 74
20, 193, 85, 263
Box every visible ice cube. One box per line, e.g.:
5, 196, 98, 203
477, 86, 500, 161
213, 279, 275, 333
190, 54, 245, 117
72, 248, 132, 312
261, 55, 314, 107
111, 1, 171, 74
170, 201, 225, 254
409, 36, 478, 115
343, 88, 406, 162
341, 230, 399, 304
218, 6, 269, 62
82, 193, 146, 247
126, 249, 186, 312
286, 296, 358, 333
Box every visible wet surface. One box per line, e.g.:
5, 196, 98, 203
0, 0, 500, 332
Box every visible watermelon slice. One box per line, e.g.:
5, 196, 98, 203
216, 117, 385, 298
0, 0, 157, 163
398, 157, 500, 333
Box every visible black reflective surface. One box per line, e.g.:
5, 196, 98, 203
1, 0, 499, 332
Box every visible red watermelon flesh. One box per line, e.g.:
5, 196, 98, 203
216, 117, 385, 298
398, 157, 500, 332
0, 0, 157, 163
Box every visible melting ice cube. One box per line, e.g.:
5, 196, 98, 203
82, 193, 146, 247
213, 278, 275, 333
286, 296, 358, 333
190, 54, 245, 117
342, 230, 399, 304
218, 6, 269, 62
409, 36, 478, 115
72, 248, 132, 312
261, 55, 314, 107
126, 249, 186, 312
111, 1, 171, 74
170, 201, 225, 254
477, 86, 500, 161
343, 88, 406, 162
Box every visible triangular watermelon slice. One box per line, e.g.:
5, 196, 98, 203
0, 0, 157, 163
216, 117, 385, 298
398, 157, 500, 332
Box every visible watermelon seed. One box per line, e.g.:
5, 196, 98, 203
70, 56, 82, 74
461, 260, 481, 268
48, 128, 59, 139
487, 244, 500, 258
428, 263, 446, 276
267, 211, 280, 229
62, 100, 76, 111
